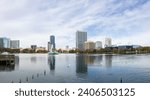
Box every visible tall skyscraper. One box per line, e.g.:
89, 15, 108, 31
50, 35, 55, 49
48, 35, 56, 51
76, 31, 87, 50
105, 38, 112, 47
10, 40, 20, 49
0, 37, 10, 48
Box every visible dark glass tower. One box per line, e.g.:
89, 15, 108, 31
50, 35, 56, 49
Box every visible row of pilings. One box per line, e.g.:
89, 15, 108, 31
11, 70, 47, 83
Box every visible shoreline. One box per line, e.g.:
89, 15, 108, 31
8, 53, 150, 55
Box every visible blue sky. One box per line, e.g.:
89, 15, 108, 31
0, 0, 150, 48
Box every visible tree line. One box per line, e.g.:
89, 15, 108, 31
0, 46, 150, 54
60, 47, 150, 54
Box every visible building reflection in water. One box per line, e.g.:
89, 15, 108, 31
15, 56, 19, 70
94, 55, 103, 66
76, 54, 104, 74
30, 56, 37, 63
104, 55, 112, 68
48, 55, 55, 70
0, 55, 20, 72
85, 55, 95, 65
76, 54, 87, 73
0, 65, 15, 72
85, 55, 103, 66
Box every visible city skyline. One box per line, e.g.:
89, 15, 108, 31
0, 0, 150, 48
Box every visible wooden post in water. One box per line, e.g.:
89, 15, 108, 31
26, 77, 28, 82
120, 77, 122, 83
19, 79, 21, 83
32, 75, 34, 79
44, 70, 46, 75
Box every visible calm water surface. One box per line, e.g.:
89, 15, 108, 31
0, 53, 150, 83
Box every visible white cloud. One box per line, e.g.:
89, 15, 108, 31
0, 0, 150, 49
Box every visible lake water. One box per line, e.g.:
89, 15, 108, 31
0, 53, 150, 83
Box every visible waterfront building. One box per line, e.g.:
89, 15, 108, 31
35, 47, 46, 52
76, 31, 87, 50
105, 38, 112, 47
118, 45, 141, 49
84, 41, 95, 50
10, 40, 20, 49
133, 45, 141, 48
47, 42, 51, 52
50, 35, 56, 50
31, 45, 37, 50
0, 37, 10, 48
95, 41, 102, 49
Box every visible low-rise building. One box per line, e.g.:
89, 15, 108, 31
10, 40, 20, 49
31, 45, 37, 50
95, 41, 102, 49
35, 47, 46, 52
84, 41, 95, 50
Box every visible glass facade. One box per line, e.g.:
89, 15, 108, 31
76, 31, 87, 50
10, 40, 20, 49
0, 37, 10, 48
50, 35, 56, 49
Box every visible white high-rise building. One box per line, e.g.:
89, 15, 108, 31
10, 40, 20, 49
48, 35, 56, 52
76, 31, 87, 50
105, 38, 112, 47
95, 41, 102, 49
